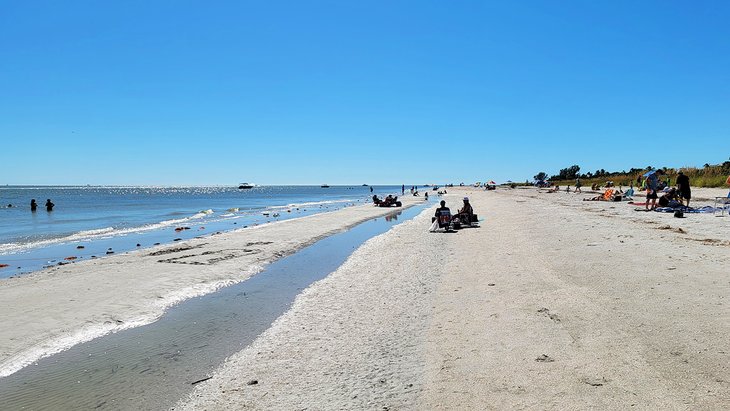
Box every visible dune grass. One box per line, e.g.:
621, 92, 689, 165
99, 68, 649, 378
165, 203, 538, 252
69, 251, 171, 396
547, 163, 730, 189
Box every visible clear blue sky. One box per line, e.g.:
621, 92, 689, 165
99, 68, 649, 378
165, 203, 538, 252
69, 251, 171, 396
2, 1, 729, 185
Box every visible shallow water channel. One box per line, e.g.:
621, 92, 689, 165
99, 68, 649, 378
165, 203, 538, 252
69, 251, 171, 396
0, 203, 429, 410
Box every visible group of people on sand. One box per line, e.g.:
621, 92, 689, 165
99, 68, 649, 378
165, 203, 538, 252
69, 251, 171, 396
431, 197, 475, 231
643, 170, 692, 211
372, 194, 402, 207
547, 171, 730, 211
573, 169, 698, 211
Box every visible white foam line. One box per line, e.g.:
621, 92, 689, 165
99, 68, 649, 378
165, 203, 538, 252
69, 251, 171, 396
0, 200, 365, 256
0, 213, 214, 255
282, 199, 356, 209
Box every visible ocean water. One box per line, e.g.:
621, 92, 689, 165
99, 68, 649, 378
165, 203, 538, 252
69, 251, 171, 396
0, 185, 406, 276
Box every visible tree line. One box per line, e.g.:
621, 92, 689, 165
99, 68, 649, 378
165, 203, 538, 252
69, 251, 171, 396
533, 158, 730, 187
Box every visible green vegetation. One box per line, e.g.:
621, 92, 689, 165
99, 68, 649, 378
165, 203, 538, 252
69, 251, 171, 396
542, 159, 730, 188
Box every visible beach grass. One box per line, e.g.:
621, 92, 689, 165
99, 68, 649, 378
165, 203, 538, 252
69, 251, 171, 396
547, 162, 730, 188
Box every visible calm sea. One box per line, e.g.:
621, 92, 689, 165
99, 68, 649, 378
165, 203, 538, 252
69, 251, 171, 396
0, 185, 407, 277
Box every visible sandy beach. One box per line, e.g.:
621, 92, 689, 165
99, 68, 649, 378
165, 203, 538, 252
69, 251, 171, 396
177, 186, 730, 410
0, 196, 423, 378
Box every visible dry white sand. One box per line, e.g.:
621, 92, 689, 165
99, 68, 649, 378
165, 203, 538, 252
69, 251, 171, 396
178, 186, 730, 410
0, 197, 423, 378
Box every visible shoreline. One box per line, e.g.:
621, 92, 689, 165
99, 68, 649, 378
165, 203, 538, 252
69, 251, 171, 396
0, 197, 425, 378
0, 187, 396, 277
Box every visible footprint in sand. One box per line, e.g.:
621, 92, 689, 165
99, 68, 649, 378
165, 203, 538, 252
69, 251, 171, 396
581, 376, 608, 387
537, 307, 561, 323
535, 354, 555, 363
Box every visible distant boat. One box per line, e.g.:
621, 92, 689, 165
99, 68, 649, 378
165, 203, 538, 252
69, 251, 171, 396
321, 184, 330, 188
362, 184, 369, 186
238, 183, 254, 189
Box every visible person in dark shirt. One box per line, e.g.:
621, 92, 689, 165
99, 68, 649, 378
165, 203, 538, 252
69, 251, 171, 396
676, 171, 691, 207
658, 188, 679, 207
435, 200, 450, 215
30, 199, 37, 212
45, 199, 54, 211
434, 200, 452, 228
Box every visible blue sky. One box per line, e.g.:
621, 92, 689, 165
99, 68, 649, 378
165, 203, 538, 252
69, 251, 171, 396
1, 1, 728, 185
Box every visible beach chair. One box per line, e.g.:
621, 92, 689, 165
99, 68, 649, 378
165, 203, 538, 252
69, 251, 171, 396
602, 189, 615, 201
714, 196, 730, 217
458, 213, 479, 226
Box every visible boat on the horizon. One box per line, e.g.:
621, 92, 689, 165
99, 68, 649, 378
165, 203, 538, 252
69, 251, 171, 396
238, 183, 255, 189
321, 184, 330, 188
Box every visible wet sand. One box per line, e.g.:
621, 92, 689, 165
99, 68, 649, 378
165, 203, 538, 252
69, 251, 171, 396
178, 186, 730, 410
0, 197, 423, 378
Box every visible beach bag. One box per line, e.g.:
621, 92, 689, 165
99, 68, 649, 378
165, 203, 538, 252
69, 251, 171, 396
429, 220, 439, 232
674, 210, 684, 218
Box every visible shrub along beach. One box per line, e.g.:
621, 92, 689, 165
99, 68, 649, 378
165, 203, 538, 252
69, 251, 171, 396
540, 160, 730, 189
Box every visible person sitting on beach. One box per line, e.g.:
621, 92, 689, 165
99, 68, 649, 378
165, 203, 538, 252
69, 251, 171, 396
454, 197, 474, 224
45, 199, 54, 212
583, 188, 616, 201
433, 200, 452, 228
378, 195, 401, 207
372, 195, 381, 205
658, 188, 680, 208
30, 199, 37, 212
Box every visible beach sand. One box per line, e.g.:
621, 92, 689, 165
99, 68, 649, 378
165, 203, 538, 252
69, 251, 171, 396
177, 186, 730, 410
0, 197, 423, 378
